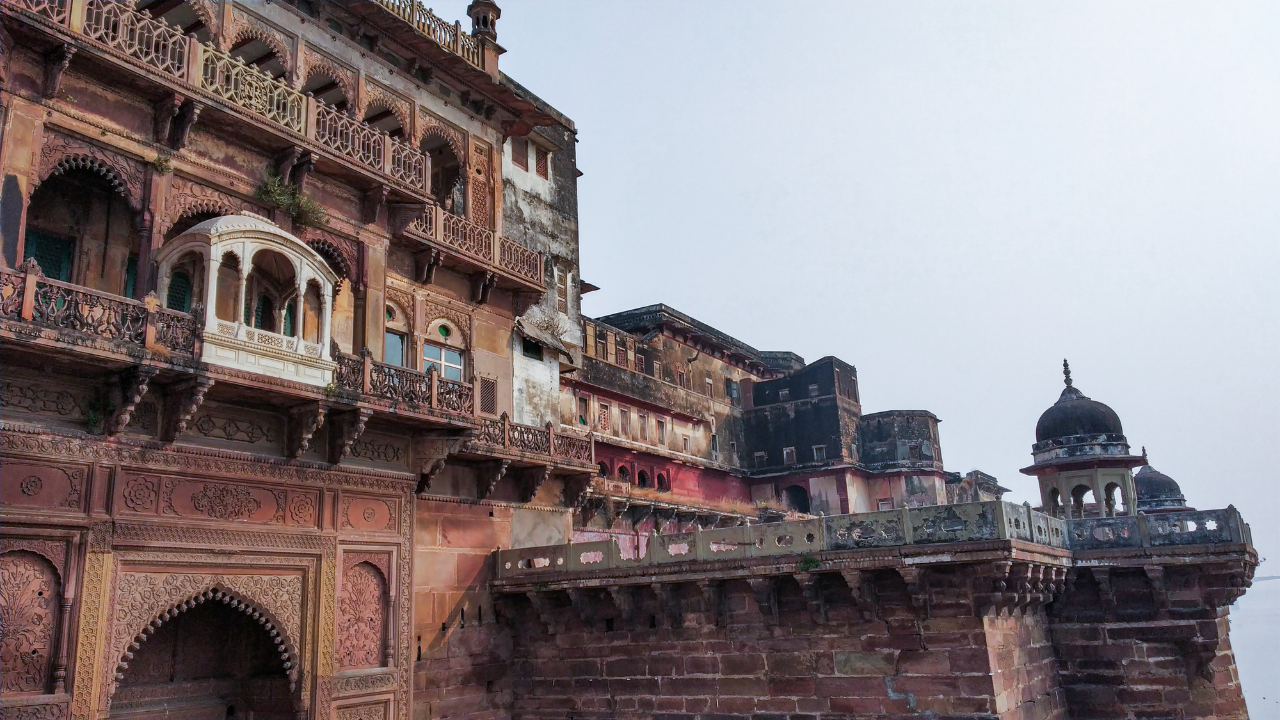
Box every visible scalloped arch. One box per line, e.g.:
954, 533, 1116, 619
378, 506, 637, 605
229, 19, 293, 75
36, 155, 142, 212
418, 123, 467, 168
360, 87, 411, 133
109, 586, 302, 709
303, 56, 356, 103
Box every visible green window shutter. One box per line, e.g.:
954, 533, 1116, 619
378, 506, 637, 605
283, 301, 296, 337
124, 255, 138, 299
23, 230, 74, 282
166, 271, 191, 313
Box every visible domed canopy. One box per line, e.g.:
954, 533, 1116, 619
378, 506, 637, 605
1135, 464, 1188, 511
1035, 361, 1124, 442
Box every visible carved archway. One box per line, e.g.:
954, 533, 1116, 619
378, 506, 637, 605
160, 179, 259, 239
34, 132, 146, 213
360, 86, 411, 137
305, 234, 359, 289
418, 123, 467, 170
108, 586, 302, 709
228, 17, 293, 77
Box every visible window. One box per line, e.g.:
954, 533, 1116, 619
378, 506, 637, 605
653, 360, 662, 381
657, 419, 666, 444
877, 498, 895, 511
809, 383, 820, 398
598, 403, 610, 433
705, 378, 714, 397
595, 333, 608, 361
617, 465, 631, 483
682, 435, 689, 454
730, 441, 737, 456
638, 411, 648, 441
710, 434, 719, 459
754, 451, 767, 468
657, 473, 670, 492
522, 337, 543, 360
620, 409, 630, 438
813, 445, 827, 462
779, 388, 791, 402
783, 446, 797, 465
535, 147, 549, 179
678, 369, 687, 389
423, 342, 464, 381
166, 270, 191, 312
635, 354, 646, 374
616, 337, 627, 366
480, 377, 497, 415
577, 396, 589, 426
511, 136, 529, 171
283, 301, 297, 337
555, 267, 568, 313
725, 378, 741, 407
385, 331, 407, 366
124, 254, 138, 298
23, 230, 74, 282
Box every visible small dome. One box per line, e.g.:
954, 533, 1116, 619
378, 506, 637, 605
1035, 361, 1124, 442
1135, 465, 1188, 510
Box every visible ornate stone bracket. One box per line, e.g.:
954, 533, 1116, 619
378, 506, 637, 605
411, 430, 471, 494
697, 580, 724, 627
747, 576, 778, 626
154, 94, 183, 146
416, 459, 447, 495
839, 569, 876, 621
362, 184, 388, 224
629, 504, 654, 532
476, 459, 510, 500
171, 99, 202, 151
414, 248, 444, 285
161, 377, 214, 441
608, 585, 634, 630
794, 572, 826, 624
565, 588, 595, 626
471, 271, 497, 305
287, 401, 328, 459
389, 202, 428, 237
521, 465, 552, 503
327, 407, 372, 464
562, 473, 593, 511
42, 44, 75, 98
110, 366, 159, 435
525, 591, 558, 634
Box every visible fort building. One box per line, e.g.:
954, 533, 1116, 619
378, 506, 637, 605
0, 2, 1257, 719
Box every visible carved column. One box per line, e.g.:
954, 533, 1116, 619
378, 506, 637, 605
70, 524, 114, 720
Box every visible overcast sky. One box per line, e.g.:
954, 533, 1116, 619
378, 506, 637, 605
439, 1, 1279, 561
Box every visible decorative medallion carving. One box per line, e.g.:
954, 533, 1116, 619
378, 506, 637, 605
1, 551, 60, 693
352, 438, 406, 464
334, 671, 394, 694
190, 483, 262, 520
35, 130, 146, 212
336, 702, 388, 720
290, 493, 316, 525
122, 475, 158, 512
336, 562, 386, 670
20, 476, 43, 496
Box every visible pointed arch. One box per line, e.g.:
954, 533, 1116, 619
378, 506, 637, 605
417, 122, 467, 170
34, 131, 146, 212
228, 15, 293, 76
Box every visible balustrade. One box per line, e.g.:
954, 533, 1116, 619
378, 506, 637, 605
2, 265, 198, 357
389, 136, 427, 192
82, 0, 189, 80
201, 46, 304, 133
499, 236, 543, 284
441, 211, 494, 262
314, 102, 385, 170
436, 377, 473, 414
372, 0, 485, 70
333, 351, 365, 394
469, 414, 594, 464
370, 361, 431, 405
15, 0, 70, 26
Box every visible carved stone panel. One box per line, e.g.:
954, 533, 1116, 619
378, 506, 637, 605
0, 551, 61, 693
1, 459, 88, 513
335, 700, 390, 720
340, 496, 397, 533
336, 562, 386, 670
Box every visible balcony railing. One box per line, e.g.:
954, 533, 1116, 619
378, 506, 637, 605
335, 351, 474, 415
0, 262, 200, 358
471, 414, 596, 464
371, 0, 485, 70
405, 207, 544, 287
9, 0, 428, 192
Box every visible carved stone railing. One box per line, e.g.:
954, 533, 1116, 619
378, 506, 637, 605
314, 102, 384, 170
371, 0, 485, 70
82, 0, 189, 80
1067, 507, 1251, 551
468, 414, 595, 466
370, 360, 431, 405
436, 377, 473, 414
15, 0, 69, 25
2, 263, 199, 357
9, 0, 432, 191
499, 236, 542, 285
497, 503, 1254, 579
441, 211, 494, 262
201, 45, 305, 133
333, 350, 365, 393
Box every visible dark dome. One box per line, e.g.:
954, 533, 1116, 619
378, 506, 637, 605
1035, 384, 1124, 442
1135, 465, 1186, 508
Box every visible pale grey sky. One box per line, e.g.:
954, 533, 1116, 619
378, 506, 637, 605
441, 1, 1280, 562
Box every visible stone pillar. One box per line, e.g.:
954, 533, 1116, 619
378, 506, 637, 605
0, 97, 46, 268
360, 233, 388, 360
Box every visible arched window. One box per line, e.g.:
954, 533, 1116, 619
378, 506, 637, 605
167, 270, 192, 313
597, 462, 610, 478
215, 252, 241, 322
384, 302, 410, 366
25, 167, 139, 293
253, 294, 276, 332
637, 470, 651, 489
656, 473, 670, 492
784, 485, 811, 514
617, 466, 631, 484
1104, 482, 1122, 517
1071, 484, 1093, 517
301, 281, 323, 344
363, 103, 404, 139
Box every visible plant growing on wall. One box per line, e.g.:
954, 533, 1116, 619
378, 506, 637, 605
255, 170, 328, 229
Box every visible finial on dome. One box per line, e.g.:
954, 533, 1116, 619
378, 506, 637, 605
1142, 446, 1148, 460
1063, 359, 1072, 387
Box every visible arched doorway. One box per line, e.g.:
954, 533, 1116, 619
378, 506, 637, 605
421, 132, 464, 213
110, 596, 295, 719
783, 485, 810, 514
25, 167, 141, 295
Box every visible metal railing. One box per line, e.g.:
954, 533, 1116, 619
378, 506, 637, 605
496, 502, 1252, 579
